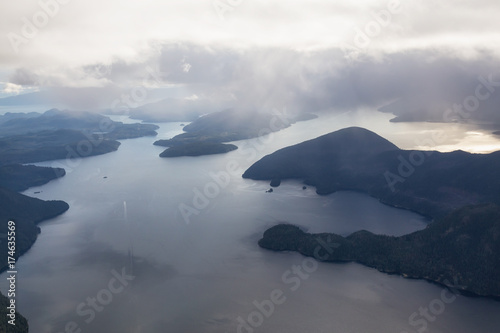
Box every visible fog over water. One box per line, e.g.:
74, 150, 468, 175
2, 110, 500, 332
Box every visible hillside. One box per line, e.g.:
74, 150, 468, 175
154, 109, 316, 146
243, 127, 500, 218
0, 109, 158, 139
0, 187, 69, 273
0, 129, 121, 166
0, 164, 65, 192
259, 203, 500, 297
128, 98, 217, 122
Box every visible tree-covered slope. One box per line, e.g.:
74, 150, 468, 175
0, 187, 69, 273
259, 203, 500, 297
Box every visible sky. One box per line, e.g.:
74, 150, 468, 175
1, 0, 500, 118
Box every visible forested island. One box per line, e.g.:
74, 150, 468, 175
159, 142, 237, 157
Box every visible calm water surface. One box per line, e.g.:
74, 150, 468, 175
2, 110, 500, 333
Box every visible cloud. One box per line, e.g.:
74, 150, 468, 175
4, 43, 500, 121
2, 82, 24, 95
1, 0, 500, 122
1, 0, 500, 70
9, 68, 39, 86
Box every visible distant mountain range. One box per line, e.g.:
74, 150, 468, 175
0, 129, 121, 166
0, 109, 159, 166
0, 109, 159, 139
127, 98, 225, 122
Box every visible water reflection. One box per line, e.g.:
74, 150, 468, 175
2, 110, 500, 332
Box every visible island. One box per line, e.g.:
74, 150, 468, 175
104, 122, 159, 140
154, 109, 317, 157
159, 142, 237, 157
243, 127, 500, 218
259, 203, 500, 298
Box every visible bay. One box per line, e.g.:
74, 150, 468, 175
2, 109, 500, 333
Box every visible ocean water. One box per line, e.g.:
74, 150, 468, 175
2, 109, 500, 333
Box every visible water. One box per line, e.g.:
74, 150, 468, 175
2, 109, 500, 332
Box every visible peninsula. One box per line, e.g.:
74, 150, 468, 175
259, 203, 500, 297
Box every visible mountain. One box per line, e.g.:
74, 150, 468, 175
243, 127, 500, 218
154, 109, 289, 147
0, 112, 40, 126
0, 164, 65, 192
128, 98, 217, 122
154, 109, 317, 157
0, 109, 104, 137
259, 203, 500, 297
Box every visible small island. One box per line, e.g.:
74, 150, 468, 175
159, 142, 237, 157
